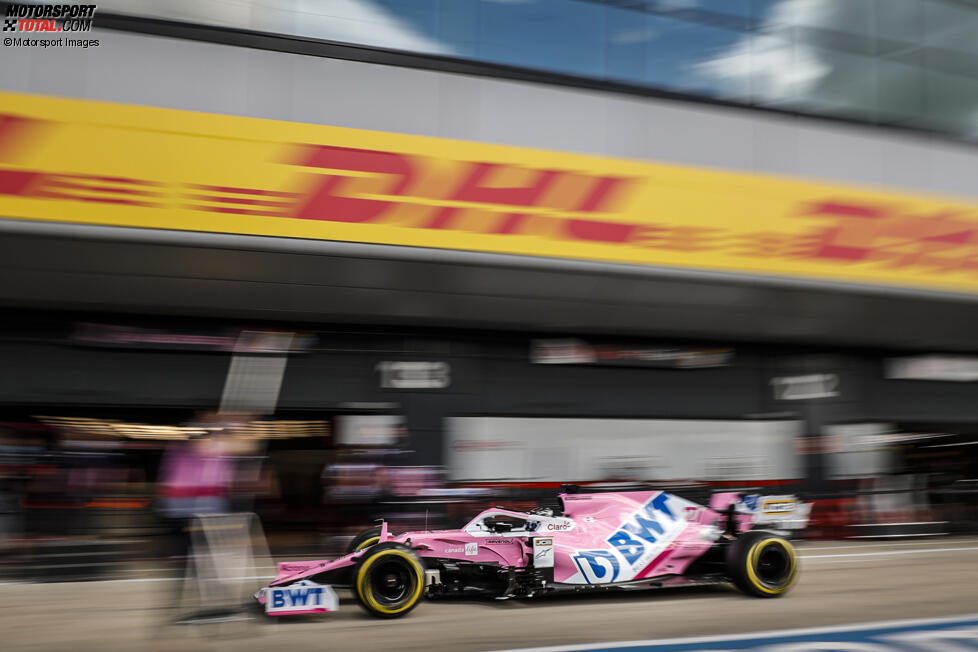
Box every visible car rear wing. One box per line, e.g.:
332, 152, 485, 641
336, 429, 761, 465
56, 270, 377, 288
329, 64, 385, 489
709, 492, 811, 532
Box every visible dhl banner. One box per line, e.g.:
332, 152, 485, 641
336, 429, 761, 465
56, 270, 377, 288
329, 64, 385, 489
3, 90, 978, 294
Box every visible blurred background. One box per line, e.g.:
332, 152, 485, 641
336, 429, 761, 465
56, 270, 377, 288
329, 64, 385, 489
1, 0, 978, 633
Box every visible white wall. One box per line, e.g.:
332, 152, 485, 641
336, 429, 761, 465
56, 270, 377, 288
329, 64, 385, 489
446, 417, 802, 483
824, 423, 899, 479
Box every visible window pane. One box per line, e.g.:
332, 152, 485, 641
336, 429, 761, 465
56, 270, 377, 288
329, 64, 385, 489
648, 0, 752, 30
606, 6, 648, 85
924, 69, 978, 137
699, 0, 753, 20
477, 0, 607, 78
371, 0, 440, 49
93, 0, 254, 28
763, 41, 879, 122
875, 0, 923, 52
877, 54, 924, 123
438, 0, 479, 59
66, 0, 978, 143
756, 0, 875, 39
924, 0, 978, 56
750, 0, 785, 23
741, 32, 797, 106
645, 16, 749, 100
290, 0, 450, 55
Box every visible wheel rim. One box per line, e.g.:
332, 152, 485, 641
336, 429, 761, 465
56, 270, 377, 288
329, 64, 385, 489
369, 559, 414, 605
754, 543, 791, 587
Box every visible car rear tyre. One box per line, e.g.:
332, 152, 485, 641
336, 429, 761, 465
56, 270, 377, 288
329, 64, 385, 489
353, 543, 425, 618
347, 525, 395, 554
726, 531, 798, 598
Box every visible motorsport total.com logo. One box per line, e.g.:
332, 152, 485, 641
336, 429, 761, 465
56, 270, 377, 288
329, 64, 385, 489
3, 3, 99, 48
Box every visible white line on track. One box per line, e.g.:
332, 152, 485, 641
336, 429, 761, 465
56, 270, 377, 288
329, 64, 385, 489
797, 539, 974, 550
799, 545, 978, 560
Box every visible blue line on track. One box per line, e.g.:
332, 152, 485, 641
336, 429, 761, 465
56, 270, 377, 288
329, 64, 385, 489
494, 615, 978, 651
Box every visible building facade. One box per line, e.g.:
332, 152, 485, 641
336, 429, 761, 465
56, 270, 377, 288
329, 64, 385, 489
2, 0, 978, 492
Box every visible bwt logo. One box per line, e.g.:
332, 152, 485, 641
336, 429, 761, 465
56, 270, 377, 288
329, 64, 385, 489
572, 549, 620, 584
270, 586, 325, 609
573, 493, 680, 583
606, 493, 677, 565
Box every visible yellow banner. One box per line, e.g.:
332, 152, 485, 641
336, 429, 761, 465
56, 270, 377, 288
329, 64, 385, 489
2, 91, 978, 293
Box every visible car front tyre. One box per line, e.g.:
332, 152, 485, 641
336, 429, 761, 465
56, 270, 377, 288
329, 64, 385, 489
354, 543, 425, 618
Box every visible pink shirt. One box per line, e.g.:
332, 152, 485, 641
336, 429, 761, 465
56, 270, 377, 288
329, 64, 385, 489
158, 442, 231, 516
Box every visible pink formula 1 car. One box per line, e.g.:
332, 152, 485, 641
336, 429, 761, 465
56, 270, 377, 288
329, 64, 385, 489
256, 489, 808, 618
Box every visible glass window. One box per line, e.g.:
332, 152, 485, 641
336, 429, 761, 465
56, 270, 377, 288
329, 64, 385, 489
924, 0, 978, 56
875, 0, 924, 53
648, 0, 752, 30
756, 38, 879, 122
372, 0, 439, 31
756, 0, 875, 39
877, 54, 925, 124
800, 48, 879, 121
742, 32, 799, 106
606, 6, 648, 85
923, 47, 978, 82
438, 0, 480, 59
750, 0, 785, 23
92, 0, 254, 28
923, 69, 978, 137
700, 0, 753, 21
71, 0, 978, 143
477, 0, 607, 78
645, 15, 749, 100
290, 0, 448, 55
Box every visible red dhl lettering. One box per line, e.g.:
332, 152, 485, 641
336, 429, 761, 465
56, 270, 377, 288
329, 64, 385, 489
289, 145, 636, 246
801, 200, 978, 263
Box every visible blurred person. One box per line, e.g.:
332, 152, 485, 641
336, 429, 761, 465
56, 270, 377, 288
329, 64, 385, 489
157, 417, 233, 519
155, 412, 235, 618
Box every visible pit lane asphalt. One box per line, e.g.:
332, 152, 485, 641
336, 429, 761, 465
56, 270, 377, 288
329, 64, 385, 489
2, 538, 977, 652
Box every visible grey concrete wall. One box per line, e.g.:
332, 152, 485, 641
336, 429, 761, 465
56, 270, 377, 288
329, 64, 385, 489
2, 28, 977, 201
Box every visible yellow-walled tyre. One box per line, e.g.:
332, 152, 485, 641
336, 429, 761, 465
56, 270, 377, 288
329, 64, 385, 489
726, 531, 798, 598
353, 543, 425, 618
347, 526, 395, 554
